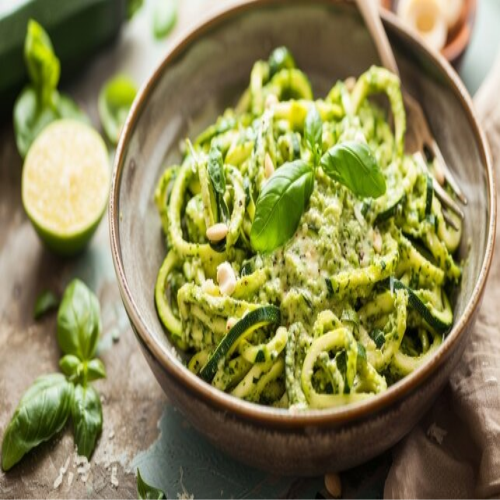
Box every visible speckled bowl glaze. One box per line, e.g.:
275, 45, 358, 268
110, 0, 495, 475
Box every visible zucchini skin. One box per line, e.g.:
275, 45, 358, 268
0, 0, 127, 121
380, 277, 452, 334
200, 306, 281, 383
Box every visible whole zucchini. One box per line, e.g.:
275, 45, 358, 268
0, 0, 137, 120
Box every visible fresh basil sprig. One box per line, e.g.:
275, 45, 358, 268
250, 131, 386, 252
137, 469, 167, 499
304, 106, 323, 165
33, 290, 59, 319
250, 160, 314, 252
98, 74, 137, 146
1, 279, 106, 471
14, 20, 88, 158
320, 141, 386, 198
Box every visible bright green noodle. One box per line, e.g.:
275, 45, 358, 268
154, 48, 462, 409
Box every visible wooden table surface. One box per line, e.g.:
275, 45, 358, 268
0, 0, 498, 498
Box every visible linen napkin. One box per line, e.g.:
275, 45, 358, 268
384, 54, 500, 499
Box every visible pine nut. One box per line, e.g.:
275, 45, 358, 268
324, 472, 342, 499
206, 222, 228, 242
264, 153, 275, 179
217, 262, 236, 296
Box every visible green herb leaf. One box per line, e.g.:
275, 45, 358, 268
207, 144, 230, 227
153, 0, 178, 40
320, 141, 386, 198
57, 279, 101, 361
98, 74, 137, 146
250, 160, 314, 252
304, 106, 323, 164
24, 20, 60, 105
369, 328, 386, 349
34, 290, 59, 319
1, 374, 74, 471
87, 359, 107, 382
137, 468, 167, 499
208, 145, 226, 195
268, 46, 296, 78
59, 354, 82, 378
72, 385, 102, 460
14, 22, 88, 158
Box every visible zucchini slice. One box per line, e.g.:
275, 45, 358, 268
376, 194, 405, 223
200, 306, 281, 383
155, 251, 186, 348
380, 277, 452, 334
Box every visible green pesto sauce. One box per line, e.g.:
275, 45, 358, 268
154, 50, 462, 409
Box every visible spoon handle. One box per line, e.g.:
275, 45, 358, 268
354, 0, 400, 77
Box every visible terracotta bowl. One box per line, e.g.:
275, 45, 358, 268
380, 0, 477, 67
109, 0, 495, 475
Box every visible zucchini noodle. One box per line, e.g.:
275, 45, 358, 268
154, 48, 462, 409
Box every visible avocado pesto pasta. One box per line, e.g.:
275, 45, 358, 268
153, 47, 462, 410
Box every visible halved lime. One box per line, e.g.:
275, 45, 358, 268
22, 119, 110, 256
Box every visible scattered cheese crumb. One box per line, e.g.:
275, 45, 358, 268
53, 455, 71, 489
427, 423, 447, 445
177, 467, 194, 500
111, 466, 119, 488
53, 473, 63, 490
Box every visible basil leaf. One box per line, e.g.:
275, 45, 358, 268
14, 87, 57, 158
72, 385, 102, 460
59, 354, 82, 378
24, 20, 60, 106
207, 145, 229, 224
153, 0, 178, 40
1, 374, 74, 471
87, 359, 107, 382
304, 106, 323, 163
57, 279, 101, 361
98, 75, 137, 146
14, 22, 88, 158
320, 141, 386, 198
137, 469, 166, 499
208, 145, 226, 195
34, 290, 59, 319
268, 46, 296, 78
250, 160, 314, 252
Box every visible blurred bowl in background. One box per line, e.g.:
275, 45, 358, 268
380, 0, 477, 67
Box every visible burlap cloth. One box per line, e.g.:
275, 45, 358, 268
384, 55, 500, 499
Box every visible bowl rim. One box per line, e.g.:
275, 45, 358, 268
109, 0, 496, 427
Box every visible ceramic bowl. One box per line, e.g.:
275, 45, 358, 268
109, 0, 495, 475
